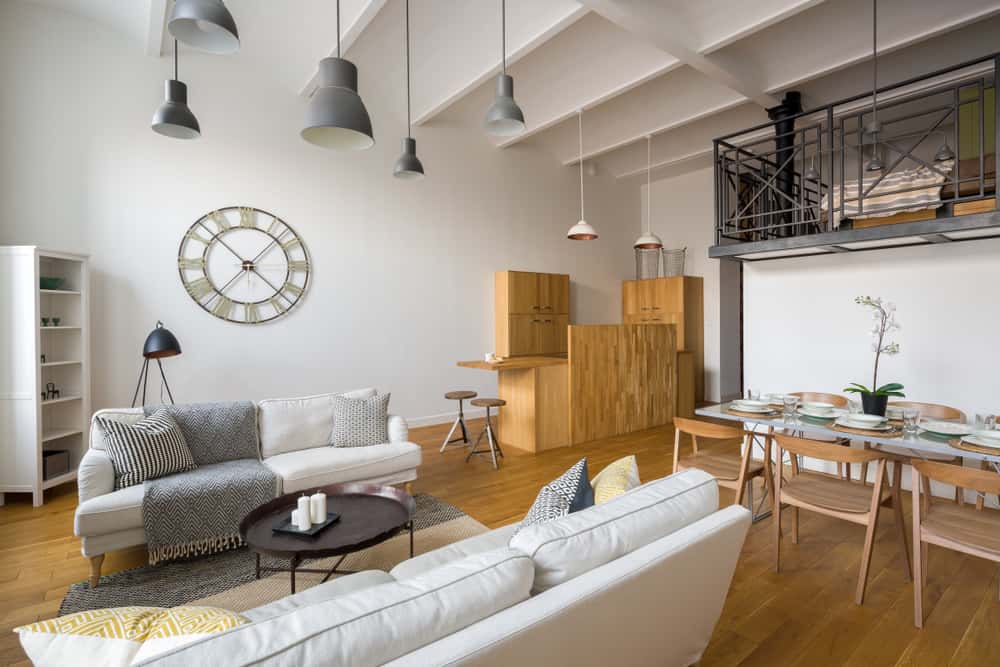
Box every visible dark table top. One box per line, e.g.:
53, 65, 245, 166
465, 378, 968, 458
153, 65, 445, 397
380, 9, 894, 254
240, 482, 415, 559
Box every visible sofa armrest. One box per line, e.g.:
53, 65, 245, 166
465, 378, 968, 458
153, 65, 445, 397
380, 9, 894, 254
387, 414, 409, 443
78, 448, 115, 504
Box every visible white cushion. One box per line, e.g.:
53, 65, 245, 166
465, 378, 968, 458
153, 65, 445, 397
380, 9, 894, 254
89, 408, 144, 451
257, 388, 377, 458
137, 548, 534, 667
243, 570, 395, 622
74, 484, 144, 537
391, 524, 519, 580
263, 441, 422, 493
78, 448, 115, 504
509, 469, 718, 593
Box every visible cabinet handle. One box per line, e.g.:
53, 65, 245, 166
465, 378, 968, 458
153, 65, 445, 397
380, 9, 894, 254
640, 307, 651, 311
532, 305, 540, 310
543, 319, 552, 323
651, 306, 662, 311
531, 319, 542, 324
542, 305, 553, 310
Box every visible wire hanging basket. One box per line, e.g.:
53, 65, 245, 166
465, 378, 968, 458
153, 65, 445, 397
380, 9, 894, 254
662, 247, 686, 277
634, 248, 660, 280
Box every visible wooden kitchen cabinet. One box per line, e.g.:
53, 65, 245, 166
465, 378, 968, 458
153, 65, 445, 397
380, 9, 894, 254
496, 271, 571, 357
622, 276, 704, 400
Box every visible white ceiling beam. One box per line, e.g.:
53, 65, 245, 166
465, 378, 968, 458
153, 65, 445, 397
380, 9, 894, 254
699, 0, 826, 54
298, 0, 389, 98
412, 6, 588, 126
576, 0, 780, 108
146, 0, 168, 57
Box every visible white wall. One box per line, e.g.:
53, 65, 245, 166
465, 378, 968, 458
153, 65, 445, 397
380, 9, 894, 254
640, 167, 721, 402
744, 240, 1000, 417
0, 1, 638, 422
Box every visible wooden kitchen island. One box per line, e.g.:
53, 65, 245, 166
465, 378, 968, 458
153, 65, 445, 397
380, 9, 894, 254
457, 355, 569, 454
458, 324, 679, 454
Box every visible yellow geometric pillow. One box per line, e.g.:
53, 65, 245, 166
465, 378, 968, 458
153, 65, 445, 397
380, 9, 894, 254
590, 455, 641, 504
15, 605, 248, 667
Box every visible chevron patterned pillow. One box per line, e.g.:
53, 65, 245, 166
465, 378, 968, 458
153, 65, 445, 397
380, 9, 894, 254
15, 606, 248, 667
97, 409, 197, 489
516, 458, 593, 535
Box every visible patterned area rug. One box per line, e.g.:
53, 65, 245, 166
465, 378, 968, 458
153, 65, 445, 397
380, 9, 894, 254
60, 494, 486, 616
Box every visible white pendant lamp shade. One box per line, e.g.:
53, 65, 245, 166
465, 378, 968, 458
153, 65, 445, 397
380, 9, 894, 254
567, 110, 597, 241
168, 0, 240, 55
302, 1, 374, 150
485, 0, 525, 138
634, 134, 663, 249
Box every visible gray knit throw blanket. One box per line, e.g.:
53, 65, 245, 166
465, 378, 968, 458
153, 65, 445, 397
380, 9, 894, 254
143, 402, 279, 566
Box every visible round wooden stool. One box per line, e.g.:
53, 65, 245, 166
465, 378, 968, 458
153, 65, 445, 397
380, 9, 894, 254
467, 398, 505, 470
440, 390, 477, 452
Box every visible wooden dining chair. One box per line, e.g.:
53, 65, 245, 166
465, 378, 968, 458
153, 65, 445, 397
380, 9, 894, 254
773, 433, 911, 605
861, 401, 967, 503
789, 391, 851, 479
672, 417, 765, 509
911, 460, 1000, 627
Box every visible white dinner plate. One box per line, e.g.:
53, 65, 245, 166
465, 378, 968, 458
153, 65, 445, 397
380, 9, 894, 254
729, 402, 773, 414
971, 429, 1000, 442
835, 417, 894, 431
842, 413, 886, 427
734, 399, 770, 409
961, 435, 1000, 450
765, 394, 791, 406
919, 420, 973, 437
798, 406, 835, 419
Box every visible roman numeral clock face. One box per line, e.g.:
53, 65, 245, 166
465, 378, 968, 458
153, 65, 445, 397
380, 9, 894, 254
177, 207, 310, 324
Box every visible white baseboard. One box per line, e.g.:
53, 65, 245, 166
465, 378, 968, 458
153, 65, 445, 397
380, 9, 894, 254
405, 407, 487, 428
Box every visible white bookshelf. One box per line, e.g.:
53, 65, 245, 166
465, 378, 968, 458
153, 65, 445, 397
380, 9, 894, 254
0, 247, 90, 506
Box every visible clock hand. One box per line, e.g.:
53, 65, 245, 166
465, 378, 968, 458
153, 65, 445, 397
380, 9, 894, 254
249, 267, 295, 305
195, 221, 248, 264
204, 269, 245, 306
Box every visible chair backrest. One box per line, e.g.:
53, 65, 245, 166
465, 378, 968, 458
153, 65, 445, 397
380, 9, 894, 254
673, 417, 743, 440
789, 392, 848, 407
773, 433, 885, 464
911, 459, 1000, 497
889, 401, 966, 422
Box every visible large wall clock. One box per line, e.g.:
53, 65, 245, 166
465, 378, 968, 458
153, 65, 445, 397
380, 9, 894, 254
177, 206, 310, 324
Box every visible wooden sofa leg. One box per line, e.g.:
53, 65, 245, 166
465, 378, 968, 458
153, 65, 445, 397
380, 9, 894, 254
89, 554, 104, 589
404, 482, 413, 495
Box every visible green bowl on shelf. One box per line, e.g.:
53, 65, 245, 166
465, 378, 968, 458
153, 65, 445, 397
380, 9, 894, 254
39, 277, 65, 290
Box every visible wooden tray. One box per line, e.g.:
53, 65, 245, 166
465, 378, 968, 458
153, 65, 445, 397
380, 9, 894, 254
830, 422, 902, 438
948, 438, 1000, 456
272, 512, 341, 538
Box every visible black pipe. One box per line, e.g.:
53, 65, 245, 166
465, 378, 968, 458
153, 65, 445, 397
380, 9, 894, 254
766, 92, 803, 237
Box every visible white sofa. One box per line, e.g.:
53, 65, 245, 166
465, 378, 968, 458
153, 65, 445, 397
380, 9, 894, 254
137, 469, 751, 667
74, 388, 421, 580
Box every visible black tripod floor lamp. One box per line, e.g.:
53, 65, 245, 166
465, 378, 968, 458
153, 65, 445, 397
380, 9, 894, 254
131, 321, 182, 408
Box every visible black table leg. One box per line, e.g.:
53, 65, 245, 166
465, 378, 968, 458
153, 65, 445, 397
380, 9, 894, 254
255, 553, 260, 580
290, 554, 300, 594
409, 521, 414, 558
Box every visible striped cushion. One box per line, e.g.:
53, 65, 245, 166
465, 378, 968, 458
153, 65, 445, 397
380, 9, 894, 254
97, 410, 197, 489
824, 159, 954, 225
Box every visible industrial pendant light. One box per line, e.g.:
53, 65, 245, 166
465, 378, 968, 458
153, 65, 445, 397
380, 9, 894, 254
151, 40, 201, 140
394, 0, 424, 179
168, 0, 240, 55
864, 0, 883, 172
302, 0, 375, 150
567, 110, 597, 240
804, 154, 820, 181
484, 0, 525, 138
634, 135, 664, 249
933, 132, 955, 162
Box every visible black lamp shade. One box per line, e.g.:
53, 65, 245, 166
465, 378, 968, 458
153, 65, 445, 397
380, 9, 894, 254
143, 322, 182, 359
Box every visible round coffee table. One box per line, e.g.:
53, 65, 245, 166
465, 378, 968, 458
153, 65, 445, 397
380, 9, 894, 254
240, 483, 415, 593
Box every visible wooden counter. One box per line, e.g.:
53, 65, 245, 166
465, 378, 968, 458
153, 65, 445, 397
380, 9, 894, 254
456, 355, 568, 453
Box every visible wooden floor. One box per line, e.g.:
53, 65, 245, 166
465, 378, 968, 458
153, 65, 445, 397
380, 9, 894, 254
1, 418, 998, 666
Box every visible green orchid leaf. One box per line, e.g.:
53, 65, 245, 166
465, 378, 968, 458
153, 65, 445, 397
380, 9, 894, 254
876, 383, 904, 392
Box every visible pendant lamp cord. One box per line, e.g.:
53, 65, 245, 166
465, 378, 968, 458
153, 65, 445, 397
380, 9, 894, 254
646, 135, 652, 235
501, 0, 506, 75
578, 110, 585, 220
405, 0, 411, 138
871, 0, 877, 127
336, 0, 341, 58
173, 39, 178, 80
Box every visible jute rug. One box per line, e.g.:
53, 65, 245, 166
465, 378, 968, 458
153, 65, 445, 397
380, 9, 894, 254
60, 494, 487, 616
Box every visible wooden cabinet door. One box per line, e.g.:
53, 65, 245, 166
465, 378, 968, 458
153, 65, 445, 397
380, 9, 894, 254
551, 314, 568, 354
535, 314, 568, 354
507, 272, 539, 314
539, 273, 570, 314
507, 314, 539, 355
622, 281, 641, 317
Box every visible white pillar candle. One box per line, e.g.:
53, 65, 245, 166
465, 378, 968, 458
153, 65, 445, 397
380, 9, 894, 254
296, 495, 312, 530
310, 492, 327, 524
291, 509, 299, 525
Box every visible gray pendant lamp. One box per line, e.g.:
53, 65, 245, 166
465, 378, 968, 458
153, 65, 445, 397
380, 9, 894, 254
484, 0, 525, 138
634, 135, 664, 249
301, 0, 375, 150
864, 0, 883, 172
567, 111, 598, 240
151, 41, 201, 140
394, 0, 424, 179
168, 0, 239, 55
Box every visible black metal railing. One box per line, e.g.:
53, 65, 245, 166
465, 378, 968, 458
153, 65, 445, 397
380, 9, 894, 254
714, 54, 1000, 246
